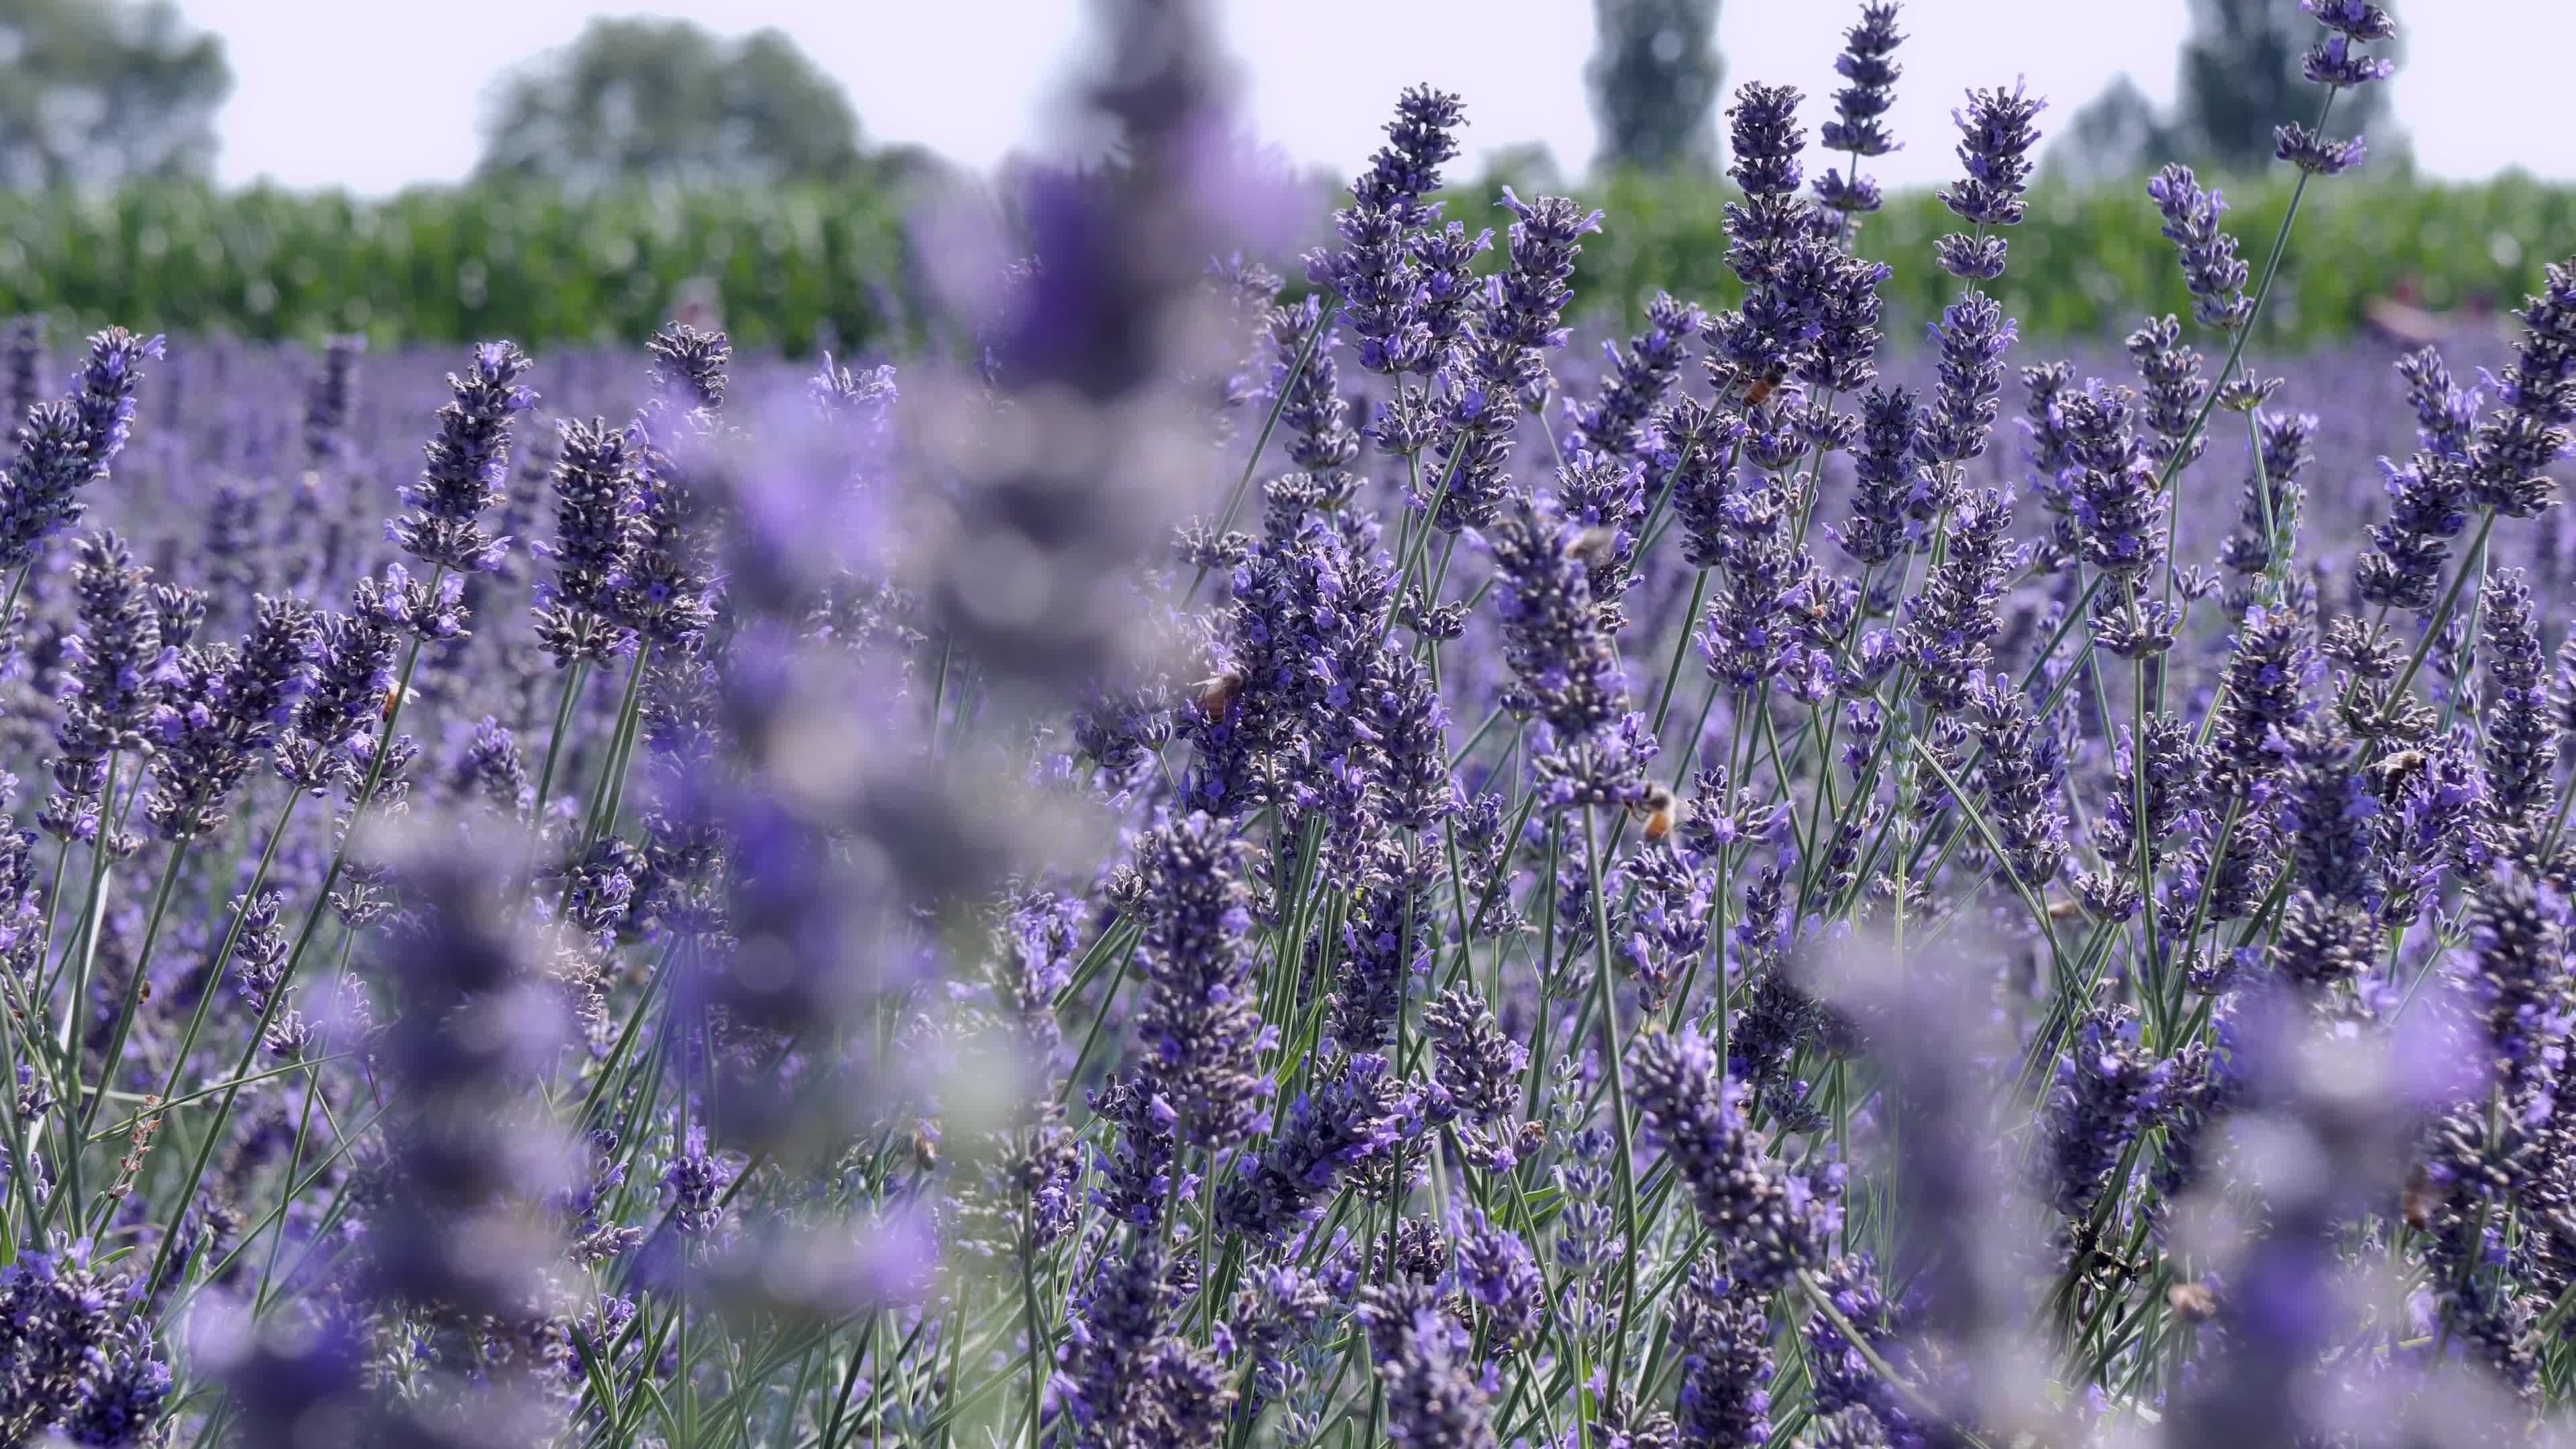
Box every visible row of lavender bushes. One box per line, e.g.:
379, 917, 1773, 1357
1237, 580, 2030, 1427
2, 0, 2574, 1446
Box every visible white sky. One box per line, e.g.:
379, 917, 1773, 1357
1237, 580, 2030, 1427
182, 0, 2573, 194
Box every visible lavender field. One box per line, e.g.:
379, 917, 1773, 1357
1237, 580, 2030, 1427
2, 1, 2573, 1446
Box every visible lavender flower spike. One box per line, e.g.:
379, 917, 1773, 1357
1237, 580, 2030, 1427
388, 339, 538, 575
0, 326, 166, 570
1631, 1025, 1839, 1289
1934, 81, 2045, 280
2147, 165, 2253, 331
1305, 86, 1467, 377
1815, 3, 1906, 221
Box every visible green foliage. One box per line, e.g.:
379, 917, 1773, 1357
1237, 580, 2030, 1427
0, 0, 231, 189
1568, 167, 2573, 346
0, 170, 2563, 354
0, 181, 916, 355
476, 18, 872, 191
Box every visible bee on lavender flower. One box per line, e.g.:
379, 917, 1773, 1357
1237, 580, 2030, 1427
1564, 525, 1621, 568
1629, 781, 1679, 844
1193, 667, 1246, 718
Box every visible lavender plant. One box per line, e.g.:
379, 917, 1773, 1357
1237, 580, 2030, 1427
9, 1, 2576, 1446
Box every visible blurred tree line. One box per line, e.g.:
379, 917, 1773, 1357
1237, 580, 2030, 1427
476, 17, 948, 194
0, 0, 230, 188
1589, 0, 1725, 176
0, 1, 942, 193
0, 0, 2440, 203
1583, 0, 2405, 180
2055, 0, 2402, 178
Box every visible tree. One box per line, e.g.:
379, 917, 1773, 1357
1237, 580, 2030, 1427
2051, 1, 2402, 182
477, 19, 866, 190
2054, 74, 2177, 181
2171, 0, 2394, 172
1587, 0, 1723, 175
0, 0, 231, 190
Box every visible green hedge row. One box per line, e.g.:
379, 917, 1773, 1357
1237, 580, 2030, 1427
1556, 166, 2576, 347
1569, 166, 2576, 345
0, 171, 2565, 352
0, 182, 916, 354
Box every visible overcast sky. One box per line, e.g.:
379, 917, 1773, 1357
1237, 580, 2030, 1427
180, 0, 2571, 194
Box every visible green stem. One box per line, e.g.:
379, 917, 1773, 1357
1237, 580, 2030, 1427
586, 642, 657, 852
144, 576, 441, 1301
74, 842, 188, 1151
529, 656, 589, 824
1582, 807, 1642, 1400
2377, 508, 2499, 718
1187, 294, 1337, 601
141, 792, 304, 1142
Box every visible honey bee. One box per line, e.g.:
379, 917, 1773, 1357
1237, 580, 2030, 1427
1513, 1120, 1548, 1161
2047, 898, 2087, 924
1563, 527, 1621, 569
1708, 362, 1786, 411
2402, 1161, 2444, 1231
1191, 669, 1245, 718
1628, 783, 1678, 844
2371, 748, 2429, 794
381, 681, 413, 721
2165, 1281, 2217, 1321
